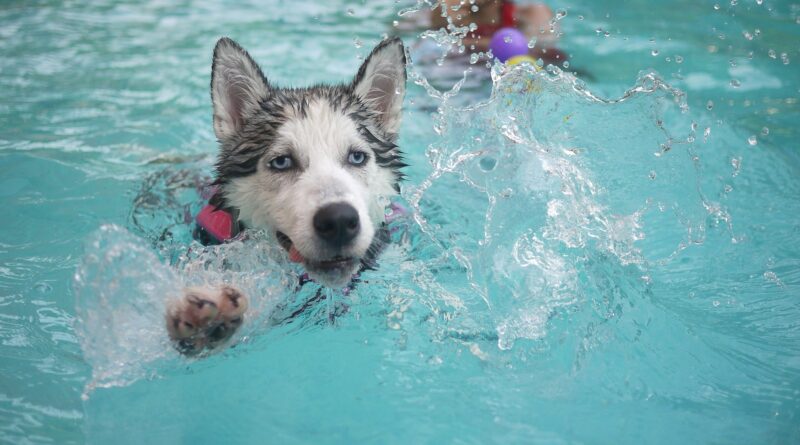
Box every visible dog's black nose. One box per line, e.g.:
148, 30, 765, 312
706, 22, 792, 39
313, 203, 360, 248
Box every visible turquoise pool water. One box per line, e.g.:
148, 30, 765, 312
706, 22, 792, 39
2, 0, 799, 443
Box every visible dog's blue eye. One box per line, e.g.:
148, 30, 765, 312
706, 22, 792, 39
347, 151, 367, 166
269, 155, 293, 171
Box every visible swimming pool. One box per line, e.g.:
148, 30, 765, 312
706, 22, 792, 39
1, 0, 799, 443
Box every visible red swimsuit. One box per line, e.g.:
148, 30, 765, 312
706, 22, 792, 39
471, 0, 517, 38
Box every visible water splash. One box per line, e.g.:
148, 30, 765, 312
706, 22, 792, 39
74, 225, 178, 396
397, 60, 729, 349
73, 225, 296, 396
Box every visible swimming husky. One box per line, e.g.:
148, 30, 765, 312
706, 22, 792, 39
166, 37, 407, 353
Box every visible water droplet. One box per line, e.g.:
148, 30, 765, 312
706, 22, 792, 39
756, 0, 763, 4
730, 0, 737, 5
743, 30, 753, 40
471, 5, 478, 12
479, 157, 497, 172
562, 60, 570, 68
353, 37, 362, 48
392, 20, 399, 27
469, 53, 479, 64
781, 52, 790, 65
675, 55, 684, 64
706, 100, 714, 110
712, 300, 721, 307
649, 170, 657, 180
768, 49, 777, 59
748, 135, 757, 145
763, 271, 783, 286
761, 127, 769, 136
651, 49, 659, 56
731, 156, 741, 174
767, 257, 776, 268
713, 3, 720, 10
527, 37, 537, 48
578, 15, 584, 21
504, 36, 512, 43
347, 8, 354, 16
730, 79, 741, 88
555, 9, 567, 20
34, 282, 53, 294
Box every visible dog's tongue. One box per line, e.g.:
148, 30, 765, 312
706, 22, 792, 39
288, 245, 305, 263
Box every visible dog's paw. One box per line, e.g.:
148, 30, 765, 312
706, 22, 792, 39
166, 285, 249, 355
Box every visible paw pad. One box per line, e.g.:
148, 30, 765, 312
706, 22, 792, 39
166, 285, 249, 354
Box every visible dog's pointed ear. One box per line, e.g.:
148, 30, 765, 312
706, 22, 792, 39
211, 37, 269, 140
352, 38, 407, 134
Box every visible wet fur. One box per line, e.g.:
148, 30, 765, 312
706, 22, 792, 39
166, 37, 407, 353
211, 36, 406, 286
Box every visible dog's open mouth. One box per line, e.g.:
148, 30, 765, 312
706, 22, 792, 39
276, 231, 357, 272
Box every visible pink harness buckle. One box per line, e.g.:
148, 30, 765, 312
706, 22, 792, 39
195, 204, 234, 243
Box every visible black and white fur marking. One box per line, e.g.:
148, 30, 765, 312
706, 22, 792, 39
166, 36, 408, 354
209, 36, 406, 287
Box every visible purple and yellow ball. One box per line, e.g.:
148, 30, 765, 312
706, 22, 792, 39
489, 27, 529, 63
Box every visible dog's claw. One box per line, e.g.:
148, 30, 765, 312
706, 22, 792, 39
166, 285, 249, 354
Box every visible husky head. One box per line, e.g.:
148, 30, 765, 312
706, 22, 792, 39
209, 37, 407, 288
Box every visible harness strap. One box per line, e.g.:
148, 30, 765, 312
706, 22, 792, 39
194, 204, 239, 244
